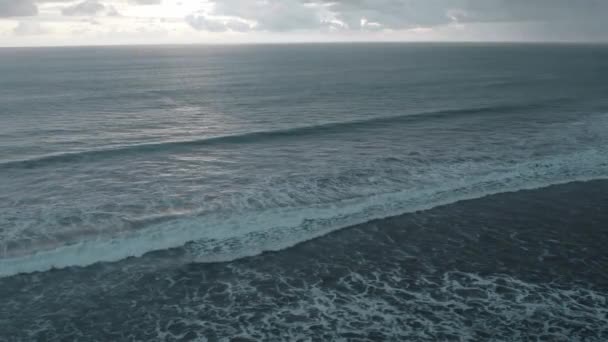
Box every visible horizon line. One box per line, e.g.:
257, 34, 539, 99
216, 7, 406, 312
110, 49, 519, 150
1, 40, 607, 50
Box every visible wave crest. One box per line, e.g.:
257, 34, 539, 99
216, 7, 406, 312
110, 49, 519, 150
0, 104, 532, 170
1, 147, 607, 278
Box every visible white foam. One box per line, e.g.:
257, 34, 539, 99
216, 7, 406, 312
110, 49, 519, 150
1, 148, 608, 278
159, 268, 608, 340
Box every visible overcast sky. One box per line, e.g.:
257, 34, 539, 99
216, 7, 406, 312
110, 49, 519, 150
0, 0, 606, 46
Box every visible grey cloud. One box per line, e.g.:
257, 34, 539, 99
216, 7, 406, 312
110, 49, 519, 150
449, 0, 608, 40
186, 0, 458, 32
188, 0, 608, 37
188, 0, 328, 32
61, 0, 106, 16
13, 21, 47, 35
129, 0, 162, 4
320, 0, 608, 29
321, 0, 455, 29
186, 15, 251, 32
106, 5, 120, 16
446, 0, 608, 23
0, 0, 38, 17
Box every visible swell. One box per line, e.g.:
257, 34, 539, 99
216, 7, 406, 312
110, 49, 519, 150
1, 148, 607, 278
0, 103, 534, 170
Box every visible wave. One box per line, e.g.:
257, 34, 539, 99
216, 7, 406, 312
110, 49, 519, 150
0, 103, 535, 170
1, 148, 607, 278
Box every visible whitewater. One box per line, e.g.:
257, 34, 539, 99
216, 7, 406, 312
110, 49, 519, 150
2, 43, 608, 279
2, 111, 608, 277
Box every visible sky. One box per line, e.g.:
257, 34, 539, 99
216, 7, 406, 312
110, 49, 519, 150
0, 0, 607, 47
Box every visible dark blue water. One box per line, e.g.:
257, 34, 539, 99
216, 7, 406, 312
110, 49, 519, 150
1, 44, 608, 341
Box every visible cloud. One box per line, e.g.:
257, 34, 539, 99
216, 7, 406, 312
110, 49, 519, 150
318, 0, 455, 30
36, 0, 80, 3
13, 21, 47, 35
318, 0, 608, 30
187, 0, 334, 32
129, 0, 162, 4
105, 5, 120, 16
448, 0, 608, 40
445, 0, 608, 23
3, 0, 607, 44
61, 0, 109, 16
185, 0, 458, 32
186, 15, 252, 33
185, 0, 608, 35
0, 0, 38, 17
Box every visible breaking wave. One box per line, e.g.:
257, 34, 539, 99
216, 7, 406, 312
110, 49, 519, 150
1, 147, 607, 278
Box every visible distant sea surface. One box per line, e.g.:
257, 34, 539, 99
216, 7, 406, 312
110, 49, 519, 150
1, 44, 607, 341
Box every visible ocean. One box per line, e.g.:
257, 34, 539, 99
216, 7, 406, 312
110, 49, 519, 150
1, 43, 607, 341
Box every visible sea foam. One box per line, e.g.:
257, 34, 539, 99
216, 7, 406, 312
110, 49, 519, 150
1, 148, 607, 278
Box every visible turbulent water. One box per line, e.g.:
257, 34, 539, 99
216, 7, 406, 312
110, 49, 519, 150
1, 43, 608, 341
